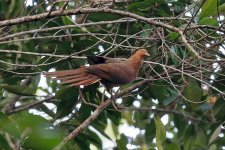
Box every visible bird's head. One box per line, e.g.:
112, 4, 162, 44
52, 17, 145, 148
135, 48, 150, 58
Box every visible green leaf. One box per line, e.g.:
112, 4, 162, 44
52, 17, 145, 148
209, 125, 221, 144
88, 13, 121, 21
163, 88, 179, 105
183, 78, 202, 102
209, 144, 217, 150
0, 97, 11, 107
0, 112, 20, 139
23, 128, 62, 150
199, 0, 217, 20
198, 17, 219, 27
154, 3, 172, 17
91, 120, 112, 141
106, 110, 121, 126
0, 0, 6, 13
61, 16, 74, 25
140, 24, 153, 39
145, 121, 156, 143
8, 0, 24, 18
170, 46, 181, 67
167, 32, 180, 42
14, 113, 50, 131
218, 3, 225, 15
165, 143, 180, 150
75, 136, 91, 150
38, 104, 56, 118
76, 104, 92, 124
0, 133, 11, 150
3, 85, 36, 96
195, 129, 207, 147
11, 113, 63, 149
154, 117, 166, 150
122, 111, 133, 125
85, 129, 102, 148
148, 81, 178, 105
127, 1, 151, 16
212, 97, 225, 120
55, 86, 79, 119
183, 137, 195, 150
116, 134, 128, 150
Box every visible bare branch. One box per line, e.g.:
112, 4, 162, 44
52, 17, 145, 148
0, 49, 84, 59
1, 7, 223, 61
54, 79, 149, 149
6, 96, 55, 115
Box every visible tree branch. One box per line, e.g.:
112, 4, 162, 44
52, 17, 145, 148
118, 106, 207, 123
1, 7, 223, 62
0, 49, 84, 59
0, 8, 178, 32
0, 18, 137, 41
6, 96, 55, 115
53, 79, 149, 150
3, 77, 32, 113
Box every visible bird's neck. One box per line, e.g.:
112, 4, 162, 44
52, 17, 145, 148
127, 55, 143, 72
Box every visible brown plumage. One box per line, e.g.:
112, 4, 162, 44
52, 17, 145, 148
45, 49, 149, 90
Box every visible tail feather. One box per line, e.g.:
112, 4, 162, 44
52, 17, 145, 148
71, 77, 100, 86
61, 75, 91, 84
45, 68, 85, 78
58, 74, 85, 81
45, 68, 100, 87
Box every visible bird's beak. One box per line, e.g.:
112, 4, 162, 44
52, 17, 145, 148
144, 52, 150, 56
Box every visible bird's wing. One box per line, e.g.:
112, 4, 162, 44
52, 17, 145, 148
86, 55, 123, 64
87, 62, 133, 84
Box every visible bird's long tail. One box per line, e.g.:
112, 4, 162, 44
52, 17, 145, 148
45, 67, 100, 87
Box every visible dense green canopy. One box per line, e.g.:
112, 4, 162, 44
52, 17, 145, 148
0, 0, 225, 149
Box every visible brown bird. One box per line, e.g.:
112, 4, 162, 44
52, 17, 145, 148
45, 49, 149, 91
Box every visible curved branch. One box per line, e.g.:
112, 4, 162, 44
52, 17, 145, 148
53, 79, 149, 150
1, 7, 223, 62
6, 96, 54, 115
0, 18, 137, 41
0, 49, 84, 59
0, 8, 178, 32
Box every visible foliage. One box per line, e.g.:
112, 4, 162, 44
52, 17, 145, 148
0, 0, 225, 149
